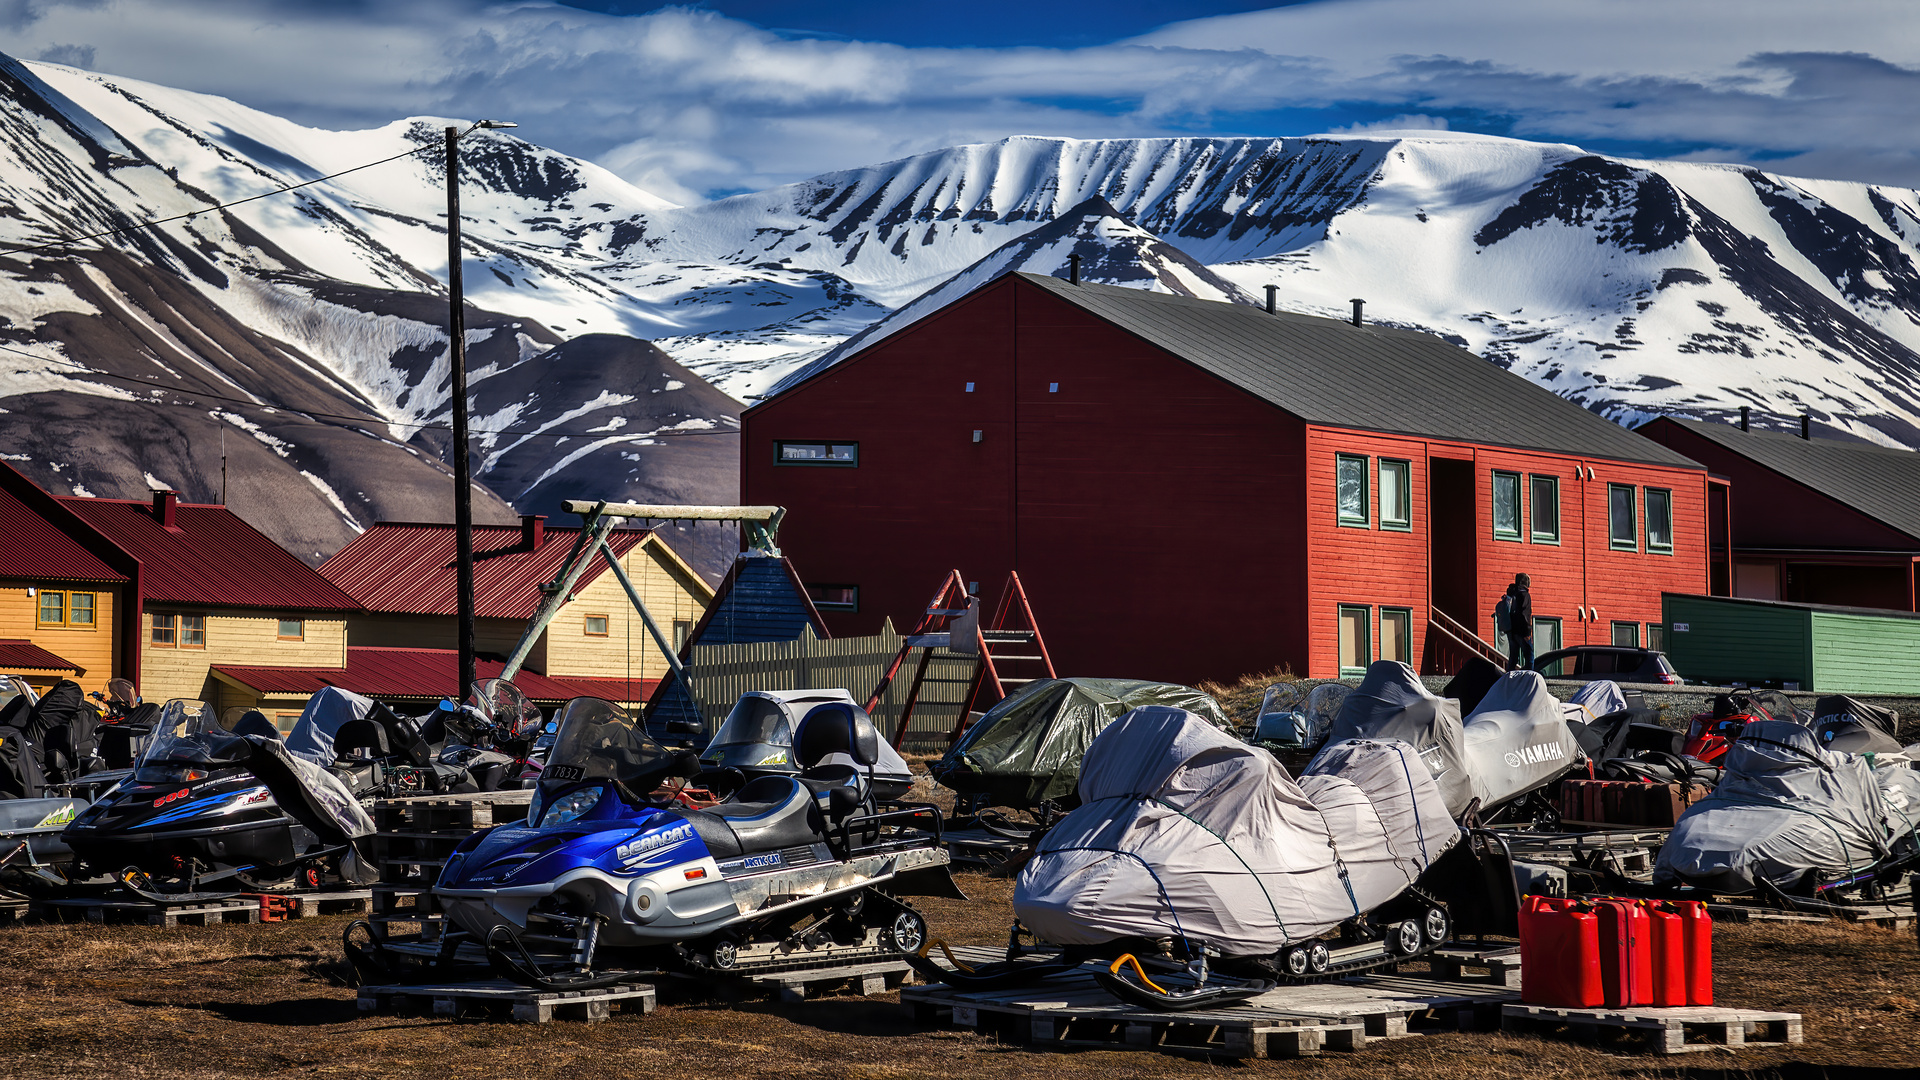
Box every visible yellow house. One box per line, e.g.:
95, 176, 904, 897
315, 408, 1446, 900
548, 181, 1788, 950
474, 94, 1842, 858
57, 490, 361, 706
1, 463, 140, 695
318, 517, 714, 705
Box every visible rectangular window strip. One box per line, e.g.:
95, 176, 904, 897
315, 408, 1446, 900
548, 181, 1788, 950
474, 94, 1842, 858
1609, 484, 1638, 550
1530, 475, 1560, 543
1646, 488, 1674, 553
1337, 605, 1371, 674
1336, 454, 1370, 527
806, 584, 859, 611
1492, 471, 1521, 540
1380, 459, 1411, 531
775, 440, 858, 466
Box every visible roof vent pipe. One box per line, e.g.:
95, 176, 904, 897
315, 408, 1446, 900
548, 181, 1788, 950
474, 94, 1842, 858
1801, 414, 1810, 440
1265, 285, 1278, 314
1350, 298, 1365, 327
1739, 406, 1749, 431
1067, 253, 1081, 285
151, 489, 176, 529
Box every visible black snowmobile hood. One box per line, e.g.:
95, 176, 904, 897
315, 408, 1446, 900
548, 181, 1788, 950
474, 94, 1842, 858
21, 679, 88, 745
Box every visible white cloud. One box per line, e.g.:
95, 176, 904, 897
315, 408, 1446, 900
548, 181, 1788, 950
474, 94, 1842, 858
1322, 114, 1450, 135
0, 0, 1917, 197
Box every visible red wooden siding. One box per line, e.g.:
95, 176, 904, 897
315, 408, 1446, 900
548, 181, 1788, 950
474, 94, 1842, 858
1303, 431, 1709, 677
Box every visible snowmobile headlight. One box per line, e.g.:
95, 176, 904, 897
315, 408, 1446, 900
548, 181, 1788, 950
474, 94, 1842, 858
540, 786, 602, 827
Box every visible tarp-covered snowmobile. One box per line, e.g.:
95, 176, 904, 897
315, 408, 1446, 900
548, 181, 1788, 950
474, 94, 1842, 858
1653, 720, 1920, 899
397, 696, 957, 990
63, 698, 378, 897
701, 689, 914, 801
931, 678, 1230, 812
1308, 662, 1578, 822
921, 706, 1463, 1009
1809, 695, 1903, 755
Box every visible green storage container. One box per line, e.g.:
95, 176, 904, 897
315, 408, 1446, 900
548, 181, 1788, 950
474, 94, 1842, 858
1662, 593, 1920, 693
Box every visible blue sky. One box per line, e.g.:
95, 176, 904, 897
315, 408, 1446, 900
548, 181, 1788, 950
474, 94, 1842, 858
3, 1, 1917, 203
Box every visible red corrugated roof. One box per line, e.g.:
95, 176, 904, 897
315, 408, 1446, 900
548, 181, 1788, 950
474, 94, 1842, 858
319, 523, 653, 619
58, 497, 359, 611
0, 639, 82, 674
211, 647, 657, 704
0, 471, 128, 584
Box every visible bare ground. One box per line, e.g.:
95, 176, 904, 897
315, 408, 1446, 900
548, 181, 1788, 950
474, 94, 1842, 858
0, 874, 1914, 1080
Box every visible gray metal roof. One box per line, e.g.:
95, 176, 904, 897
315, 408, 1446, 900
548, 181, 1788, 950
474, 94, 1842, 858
1653, 417, 1920, 541
1013, 273, 1702, 468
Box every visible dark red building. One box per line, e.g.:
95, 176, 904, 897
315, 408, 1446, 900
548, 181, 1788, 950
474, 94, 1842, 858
745, 272, 1711, 684
1639, 416, 1920, 610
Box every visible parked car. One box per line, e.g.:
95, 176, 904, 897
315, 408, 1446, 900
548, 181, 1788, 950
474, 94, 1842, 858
1532, 646, 1681, 685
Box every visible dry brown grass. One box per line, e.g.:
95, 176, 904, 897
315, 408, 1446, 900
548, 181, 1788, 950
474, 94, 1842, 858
1196, 665, 1299, 727
1, 884, 1914, 1080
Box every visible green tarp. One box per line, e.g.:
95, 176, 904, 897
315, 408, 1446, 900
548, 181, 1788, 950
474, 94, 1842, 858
930, 677, 1230, 807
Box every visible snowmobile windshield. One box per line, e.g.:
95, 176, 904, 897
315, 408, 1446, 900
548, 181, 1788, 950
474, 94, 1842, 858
539, 697, 681, 793
1748, 690, 1807, 725
0, 676, 34, 713
1303, 683, 1352, 745
469, 679, 544, 740
133, 699, 244, 780
710, 696, 795, 750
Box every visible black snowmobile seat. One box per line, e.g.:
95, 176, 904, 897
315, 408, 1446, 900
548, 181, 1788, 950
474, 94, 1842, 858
332, 718, 390, 760
794, 702, 880, 769
703, 774, 824, 854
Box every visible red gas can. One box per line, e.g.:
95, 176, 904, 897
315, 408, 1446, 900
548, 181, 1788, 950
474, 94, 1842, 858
1672, 899, 1714, 1005
1519, 896, 1603, 1007
1643, 903, 1688, 1006
1593, 899, 1652, 1006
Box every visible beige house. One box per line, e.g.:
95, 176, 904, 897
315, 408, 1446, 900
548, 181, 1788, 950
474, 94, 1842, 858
319, 517, 713, 705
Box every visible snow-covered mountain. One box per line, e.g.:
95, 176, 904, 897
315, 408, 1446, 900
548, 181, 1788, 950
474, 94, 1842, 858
6, 53, 1920, 579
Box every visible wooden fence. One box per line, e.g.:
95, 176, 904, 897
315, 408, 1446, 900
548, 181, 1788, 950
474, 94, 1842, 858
681, 619, 978, 752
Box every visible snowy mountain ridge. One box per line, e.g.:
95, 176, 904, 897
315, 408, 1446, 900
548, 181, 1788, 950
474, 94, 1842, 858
5, 55, 1920, 577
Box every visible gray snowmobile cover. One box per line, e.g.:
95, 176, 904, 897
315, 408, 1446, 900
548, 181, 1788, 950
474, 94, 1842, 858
1313, 661, 1471, 814
1653, 720, 1920, 893
1015, 706, 1458, 956
284, 686, 377, 766
1459, 671, 1580, 811
933, 678, 1230, 807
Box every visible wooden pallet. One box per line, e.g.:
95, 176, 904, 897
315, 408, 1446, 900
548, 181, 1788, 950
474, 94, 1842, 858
748, 960, 914, 1003
1502, 1003, 1803, 1054
1701, 898, 1913, 930
37, 897, 261, 928
0, 897, 29, 925
903, 946, 1520, 1059
1395, 945, 1523, 989
371, 790, 531, 885
357, 978, 656, 1023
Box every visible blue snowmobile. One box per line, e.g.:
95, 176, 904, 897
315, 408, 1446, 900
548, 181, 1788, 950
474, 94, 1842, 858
390, 697, 960, 990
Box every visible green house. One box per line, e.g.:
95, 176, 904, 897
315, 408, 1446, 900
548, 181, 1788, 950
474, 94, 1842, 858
1662, 592, 1920, 693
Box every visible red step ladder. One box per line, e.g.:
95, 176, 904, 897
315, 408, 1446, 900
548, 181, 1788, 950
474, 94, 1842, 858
870, 571, 1056, 749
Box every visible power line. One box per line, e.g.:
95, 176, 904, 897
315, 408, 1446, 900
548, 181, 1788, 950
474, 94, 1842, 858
0, 142, 440, 257
0, 338, 740, 443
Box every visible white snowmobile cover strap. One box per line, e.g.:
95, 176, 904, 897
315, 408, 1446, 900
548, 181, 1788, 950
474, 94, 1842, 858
1315, 660, 1472, 816
1014, 706, 1457, 956
284, 686, 376, 766
1653, 720, 1920, 893
1460, 671, 1580, 812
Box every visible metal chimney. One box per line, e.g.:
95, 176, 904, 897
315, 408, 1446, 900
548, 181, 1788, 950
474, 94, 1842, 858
151, 489, 177, 529
1067, 254, 1081, 285
1739, 406, 1749, 431
1350, 298, 1365, 326
1801, 414, 1810, 440
521, 514, 545, 551
1265, 285, 1278, 314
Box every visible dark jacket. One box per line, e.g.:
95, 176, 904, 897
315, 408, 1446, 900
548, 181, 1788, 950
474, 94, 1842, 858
1511, 577, 1533, 638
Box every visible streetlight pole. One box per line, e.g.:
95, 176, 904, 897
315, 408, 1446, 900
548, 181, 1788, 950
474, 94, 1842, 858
446, 120, 515, 698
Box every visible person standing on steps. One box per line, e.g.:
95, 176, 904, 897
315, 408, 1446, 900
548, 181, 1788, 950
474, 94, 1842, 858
1507, 573, 1535, 671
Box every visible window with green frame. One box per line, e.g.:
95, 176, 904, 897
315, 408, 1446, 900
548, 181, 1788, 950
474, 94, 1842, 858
1530, 474, 1560, 543
1646, 623, 1666, 651
1645, 488, 1674, 553
1492, 471, 1522, 540
1609, 484, 1638, 550
1611, 621, 1639, 647
1379, 459, 1411, 530
1337, 605, 1371, 673
1336, 454, 1370, 527
1381, 607, 1412, 663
